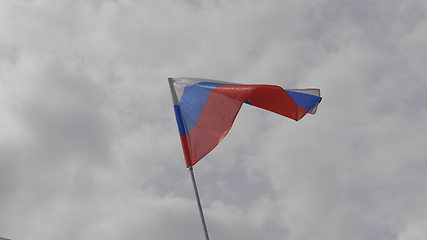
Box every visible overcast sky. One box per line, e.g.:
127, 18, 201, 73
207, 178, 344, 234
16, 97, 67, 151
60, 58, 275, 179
1, 0, 427, 239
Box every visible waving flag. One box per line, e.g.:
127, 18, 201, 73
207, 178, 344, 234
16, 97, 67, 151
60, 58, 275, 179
169, 77, 322, 167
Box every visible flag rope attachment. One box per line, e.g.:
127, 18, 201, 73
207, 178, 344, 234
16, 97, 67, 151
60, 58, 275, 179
189, 166, 210, 240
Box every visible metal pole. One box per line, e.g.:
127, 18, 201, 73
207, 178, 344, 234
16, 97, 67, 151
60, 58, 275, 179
189, 166, 210, 240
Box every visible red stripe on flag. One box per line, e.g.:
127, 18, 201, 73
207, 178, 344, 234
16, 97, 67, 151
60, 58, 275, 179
185, 85, 246, 166
179, 134, 192, 167
183, 84, 308, 166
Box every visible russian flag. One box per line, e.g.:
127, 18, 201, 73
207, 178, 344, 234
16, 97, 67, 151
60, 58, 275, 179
169, 77, 322, 167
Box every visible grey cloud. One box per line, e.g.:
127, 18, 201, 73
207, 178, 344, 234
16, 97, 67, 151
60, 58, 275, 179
1, 0, 427, 240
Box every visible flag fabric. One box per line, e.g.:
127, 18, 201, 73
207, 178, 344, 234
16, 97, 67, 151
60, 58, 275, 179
169, 77, 322, 167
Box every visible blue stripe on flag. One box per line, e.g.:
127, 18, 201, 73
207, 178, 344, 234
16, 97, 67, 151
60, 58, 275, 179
173, 105, 187, 134
286, 90, 322, 111
179, 82, 223, 131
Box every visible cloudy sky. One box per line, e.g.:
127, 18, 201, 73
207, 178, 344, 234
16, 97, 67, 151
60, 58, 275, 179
1, 0, 427, 239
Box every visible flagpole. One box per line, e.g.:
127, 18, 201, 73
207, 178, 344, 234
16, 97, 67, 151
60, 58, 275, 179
189, 166, 210, 240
